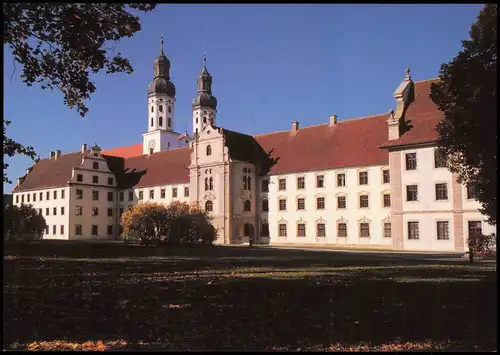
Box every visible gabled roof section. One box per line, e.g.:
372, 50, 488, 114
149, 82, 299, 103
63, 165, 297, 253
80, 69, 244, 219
379, 79, 443, 149
102, 143, 143, 158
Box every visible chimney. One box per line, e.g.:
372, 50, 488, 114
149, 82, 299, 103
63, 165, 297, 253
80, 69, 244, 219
49, 151, 56, 159
388, 68, 415, 140
291, 121, 299, 133
329, 115, 338, 127
81, 144, 87, 153
26, 167, 32, 175
55, 150, 62, 159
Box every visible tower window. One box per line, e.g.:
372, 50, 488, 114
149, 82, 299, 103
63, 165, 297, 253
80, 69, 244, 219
159, 116, 163, 126
151, 117, 153, 127
206, 145, 212, 156
168, 117, 171, 127
196, 117, 198, 124
203, 117, 207, 123
168, 106, 171, 113
151, 106, 154, 113
159, 105, 163, 112
205, 200, 213, 212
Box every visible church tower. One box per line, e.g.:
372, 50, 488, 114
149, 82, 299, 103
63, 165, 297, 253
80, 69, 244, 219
143, 37, 182, 154
192, 54, 218, 136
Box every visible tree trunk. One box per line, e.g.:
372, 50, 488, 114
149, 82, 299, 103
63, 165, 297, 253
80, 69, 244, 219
469, 248, 474, 263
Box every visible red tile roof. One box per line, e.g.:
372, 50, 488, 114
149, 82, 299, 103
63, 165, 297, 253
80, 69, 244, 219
379, 78, 442, 148
12, 78, 444, 193
102, 143, 143, 158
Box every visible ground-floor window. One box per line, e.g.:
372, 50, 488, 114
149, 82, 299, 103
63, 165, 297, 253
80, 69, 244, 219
337, 223, 347, 237
468, 221, 482, 240
92, 225, 98, 236
261, 223, 269, 237
278, 224, 287, 237
297, 223, 306, 237
437, 221, 450, 240
360, 223, 370, 237
408, 221, 419, 240
384, 223, 391, 238
107, 225, 113, 236
76, 224, 82, 235
316, 223, 326, 237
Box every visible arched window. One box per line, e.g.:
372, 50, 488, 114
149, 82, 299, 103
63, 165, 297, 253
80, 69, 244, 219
206, 145, 212, 156
209, 177, 213, 190
151, 117, 154, 127
151, 106, 154, 113
243, 176, 247, 189
205, 177, 209, 191
244, 200, 251, 212
196, 117, 198, 124
168, 106, 171, 113
205, 200, 213, 212
159, 105, 163, 112
159, 117, 163, 126
168, 117, 171, 127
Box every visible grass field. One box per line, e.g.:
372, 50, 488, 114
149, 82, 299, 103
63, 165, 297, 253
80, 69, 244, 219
3, 241, 497, 351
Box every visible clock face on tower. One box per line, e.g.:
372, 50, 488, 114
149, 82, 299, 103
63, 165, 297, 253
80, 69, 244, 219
149, 140, 156, 149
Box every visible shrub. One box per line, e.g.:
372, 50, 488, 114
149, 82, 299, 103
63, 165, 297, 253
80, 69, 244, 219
4, 203, 47, 241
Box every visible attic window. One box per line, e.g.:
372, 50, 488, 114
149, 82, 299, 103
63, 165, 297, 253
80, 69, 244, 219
93, 162, 99, 169
93, 153, 98, 157
206, 145, 212, 156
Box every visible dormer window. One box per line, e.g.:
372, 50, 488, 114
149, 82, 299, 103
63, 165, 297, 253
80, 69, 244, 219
206, 145, 212, 156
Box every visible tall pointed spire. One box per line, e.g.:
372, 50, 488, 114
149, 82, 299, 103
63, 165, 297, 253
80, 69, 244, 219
202, 52, 208, 73
160, 35, 164, 55
193, 52, 217, 109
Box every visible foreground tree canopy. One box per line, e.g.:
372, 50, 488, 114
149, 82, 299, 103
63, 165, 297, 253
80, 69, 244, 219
121, 201, 217, 246
4, 203, 47, 241
3, 3, 156, 183
430, 4, 497, 225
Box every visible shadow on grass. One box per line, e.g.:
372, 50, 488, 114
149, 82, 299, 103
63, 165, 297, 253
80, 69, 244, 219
3, 241, 497, 351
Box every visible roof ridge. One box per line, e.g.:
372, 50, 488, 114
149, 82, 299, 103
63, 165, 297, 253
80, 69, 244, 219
414, 77, 439, 84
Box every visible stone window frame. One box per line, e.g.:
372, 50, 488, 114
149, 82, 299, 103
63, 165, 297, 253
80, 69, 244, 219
407, 220, 420, 240
336, 217, 348, 238
381, 190, 391, 208
405, 151, 418, 171
296, 218, 307, 238
434, 148, 447, 169
381, 166, 390, 184
336, 171, 347, 187
278, 178, 287, 191
315, 173, 325, 188
435, 219, 451, 241
296, 194, 306, 211
335, 192, 348, 210
277, 218, 288, 237
243, 200, 252, 212
357, 168, 369, 186
205, 200, 213, 212
278, 196, 287, 212
382, 216, 391, 238
358, 217, 371, 238
405, 183, 419, 202
315, 193, 326, 210
316, 217, 327, 238
296, 175, 306, 190
434, 181, 449, 201
358, 191, 370, 209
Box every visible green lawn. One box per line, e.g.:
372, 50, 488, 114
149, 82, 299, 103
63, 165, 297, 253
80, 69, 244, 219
3, 241, 497, 351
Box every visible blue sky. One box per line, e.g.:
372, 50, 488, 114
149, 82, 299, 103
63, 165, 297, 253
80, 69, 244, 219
3, 4, 482, 192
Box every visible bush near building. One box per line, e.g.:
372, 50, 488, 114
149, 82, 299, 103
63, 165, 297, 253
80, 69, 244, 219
121, 201, 217, 246
3, 203, 47, 241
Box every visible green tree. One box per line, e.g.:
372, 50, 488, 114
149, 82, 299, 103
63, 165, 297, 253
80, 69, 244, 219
430, 4, 497, 227
3, 3, 156, 183
3, 204, 47, 240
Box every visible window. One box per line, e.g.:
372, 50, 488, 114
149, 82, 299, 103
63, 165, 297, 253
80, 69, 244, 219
406, 185, 418, 201
60, 225, 64, 235
76, 224, 82, 236
128, 190, 134, 201
297, 198, 305, 210
108, 191, 114, 202
434, 149, 446, 168
435, 183, 448, 200
53, 207, 57, 215
383, 194, 391, 207
108, 177, 114, 185
297, 223, 306, 237
119, 191, 124, 202
92, 175, 99, 184
16, 195, 19, 203
360, 223, 370, 237
92, 207, 99, 216
359, 171, 368, 185
317, 223, 326, 237
39, 192, 43, 201
205, 200, 213, 212
21, 194, 24, 203
149, 190, 154, 199
27, 194, 30, 203
159, 117, 163, 126
168, 106, 171, 113
408, 221, 419, 240
279, 224, 287, 237
46, 208, 49, 215
107, 225, 113, 236
76, 173, 83, 182
159, 104, 163, 112
466, 184, 478, 200
437, 221, 449, 240
338, 223, 347, 237
383, 170, 390, 184
138, 190, 143, 200
168, 118, 171, 127
38, 208, 42, 215
317, 197, 325, 210
75, 206, 83, 216
384, 223, 391, 238
107, 208, 113, 217
92, 190, 99, 201
33, 192, 37, 201
61, 190, 65, 199
262, 199, 269, 212
261, 223, 269, 237
93, 162, 99, 170
337, 196, 346, 209
173, 188, 178, 198
279, 179, 286, 191
150, 148, 154, 155
337, 173, 346, 187
261, 179, 269, 192
184, 187, 189, 197
92, 225, 98, 236
243, 200, 251, 212
119, 208, 124, 216
279, 199, 287, 211
46, 191, 50, 200
468, 221, 482, 240
359, 195, 369, 208
160, 189, 166, 198
206, 145, 212, 156
151, 106, 154, 113
297, 177, 305, 189
61, 207, 65, 215
53, 190, 57, 199
53, 225, 56, 235
316, 175, 324, 188
405, 153, 417, 170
